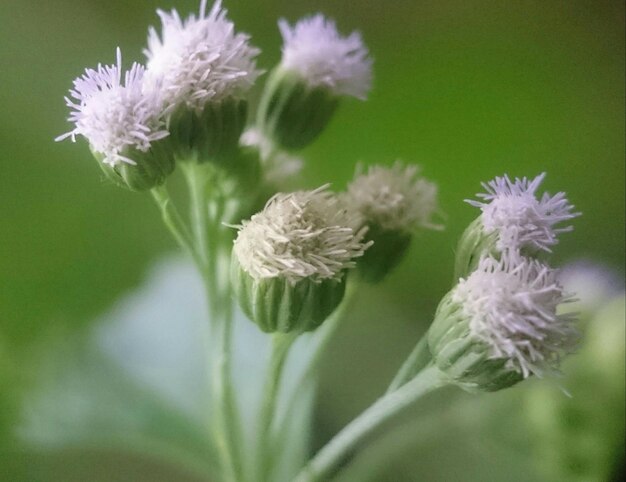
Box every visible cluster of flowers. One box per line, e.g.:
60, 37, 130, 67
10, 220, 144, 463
57, 0, 372, 190
58, 0, 445, 333
58, 0, 582, 393
427, 174, 581, 391
231, 165, 441, 332
231, 169, 581, 392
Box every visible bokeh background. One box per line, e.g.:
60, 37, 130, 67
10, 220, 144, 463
0, 0, 624, 481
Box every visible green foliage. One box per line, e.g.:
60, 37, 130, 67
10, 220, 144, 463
12, 258, 316, 481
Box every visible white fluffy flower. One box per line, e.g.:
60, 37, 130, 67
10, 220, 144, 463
240, 128, 303, 184
453, 253, 578, 377
467, 173, 580, 252
56, 49, 169, 166
346, 162, 441, 232
144, 0, 262, 112
233, 186, 371, 284
278, 14, 372, 99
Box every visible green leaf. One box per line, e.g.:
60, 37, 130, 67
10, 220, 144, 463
14, 257, 317, 481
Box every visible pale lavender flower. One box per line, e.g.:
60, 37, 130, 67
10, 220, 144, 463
56, 49, 168, 166
453, 252, 579, 377
279, 14, 372, 99
467, 173, 580, 252
144, 0, 262, 112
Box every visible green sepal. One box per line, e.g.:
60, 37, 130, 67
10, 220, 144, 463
356, 224, 412, 283
257, 68, 339, 151
168, 98, 248, 164
428, 291, 523, 392
231, 257, 346, 333
453, 217, 499, 282
95, 137, 175, 192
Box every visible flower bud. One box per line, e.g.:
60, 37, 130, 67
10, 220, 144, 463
256, 68, 338, 151
455, 173, 580, 280
428, 254, 578, 392
257, 15, 372, 150
144, 0, 261, 163
356, 224, 412, 283
453, 217, 498, 281
345, 163, 441, 283
231, 257, 346, 333
231, 187, 371, 333
56, 49, 173, 191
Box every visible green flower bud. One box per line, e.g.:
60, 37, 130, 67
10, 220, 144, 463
428, 291, 524, 392
168, 98, 248, 164
56, 49, 175, 192
231, 257, 346, 333
345, 163, 442, 283
256, 68, 338, 151
453, 217, 498, 281
143, 1, 261, 163
456, 173, 580, 280
356, 224, 412, 283
429, 254, 577, 392
231, 187, 371, 333
257, 14, 373, 150
95, 138, 174, 192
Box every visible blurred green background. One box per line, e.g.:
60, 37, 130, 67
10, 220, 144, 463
0, 0, 624, 481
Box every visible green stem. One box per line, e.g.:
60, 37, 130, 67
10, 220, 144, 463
182, 163, 211, 273
182, 162, 245, 482
272, 280, 359, 462
150, 185, 199, 265
256, 333, 298, 482
298, 281, 358, 388
386, 335, 432, 394
294, 364, 447, 482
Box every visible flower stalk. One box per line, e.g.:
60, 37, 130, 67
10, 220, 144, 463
183, 162, 246, 482
294, 364, 448, 482
255, 332, 298, 481
386, 335, 431, 394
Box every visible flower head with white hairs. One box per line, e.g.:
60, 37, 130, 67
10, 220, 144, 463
56, 49, 169, 166
278, 14, 372, 99
233, 186, 370, 284
144, 0, 262, 112
451, 253, 578, 378
467, 173, 580, 252
346, 162, 442, 233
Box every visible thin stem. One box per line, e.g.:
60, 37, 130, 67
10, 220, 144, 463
270, 280, 358, 474
256, 333, 298, 482
182, 163, 211, 273
386, 335, 432, 394
299, 281, 359, 389
150, 185, 199, 265
294, 364, 447, 482
182, 162, 245, 482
